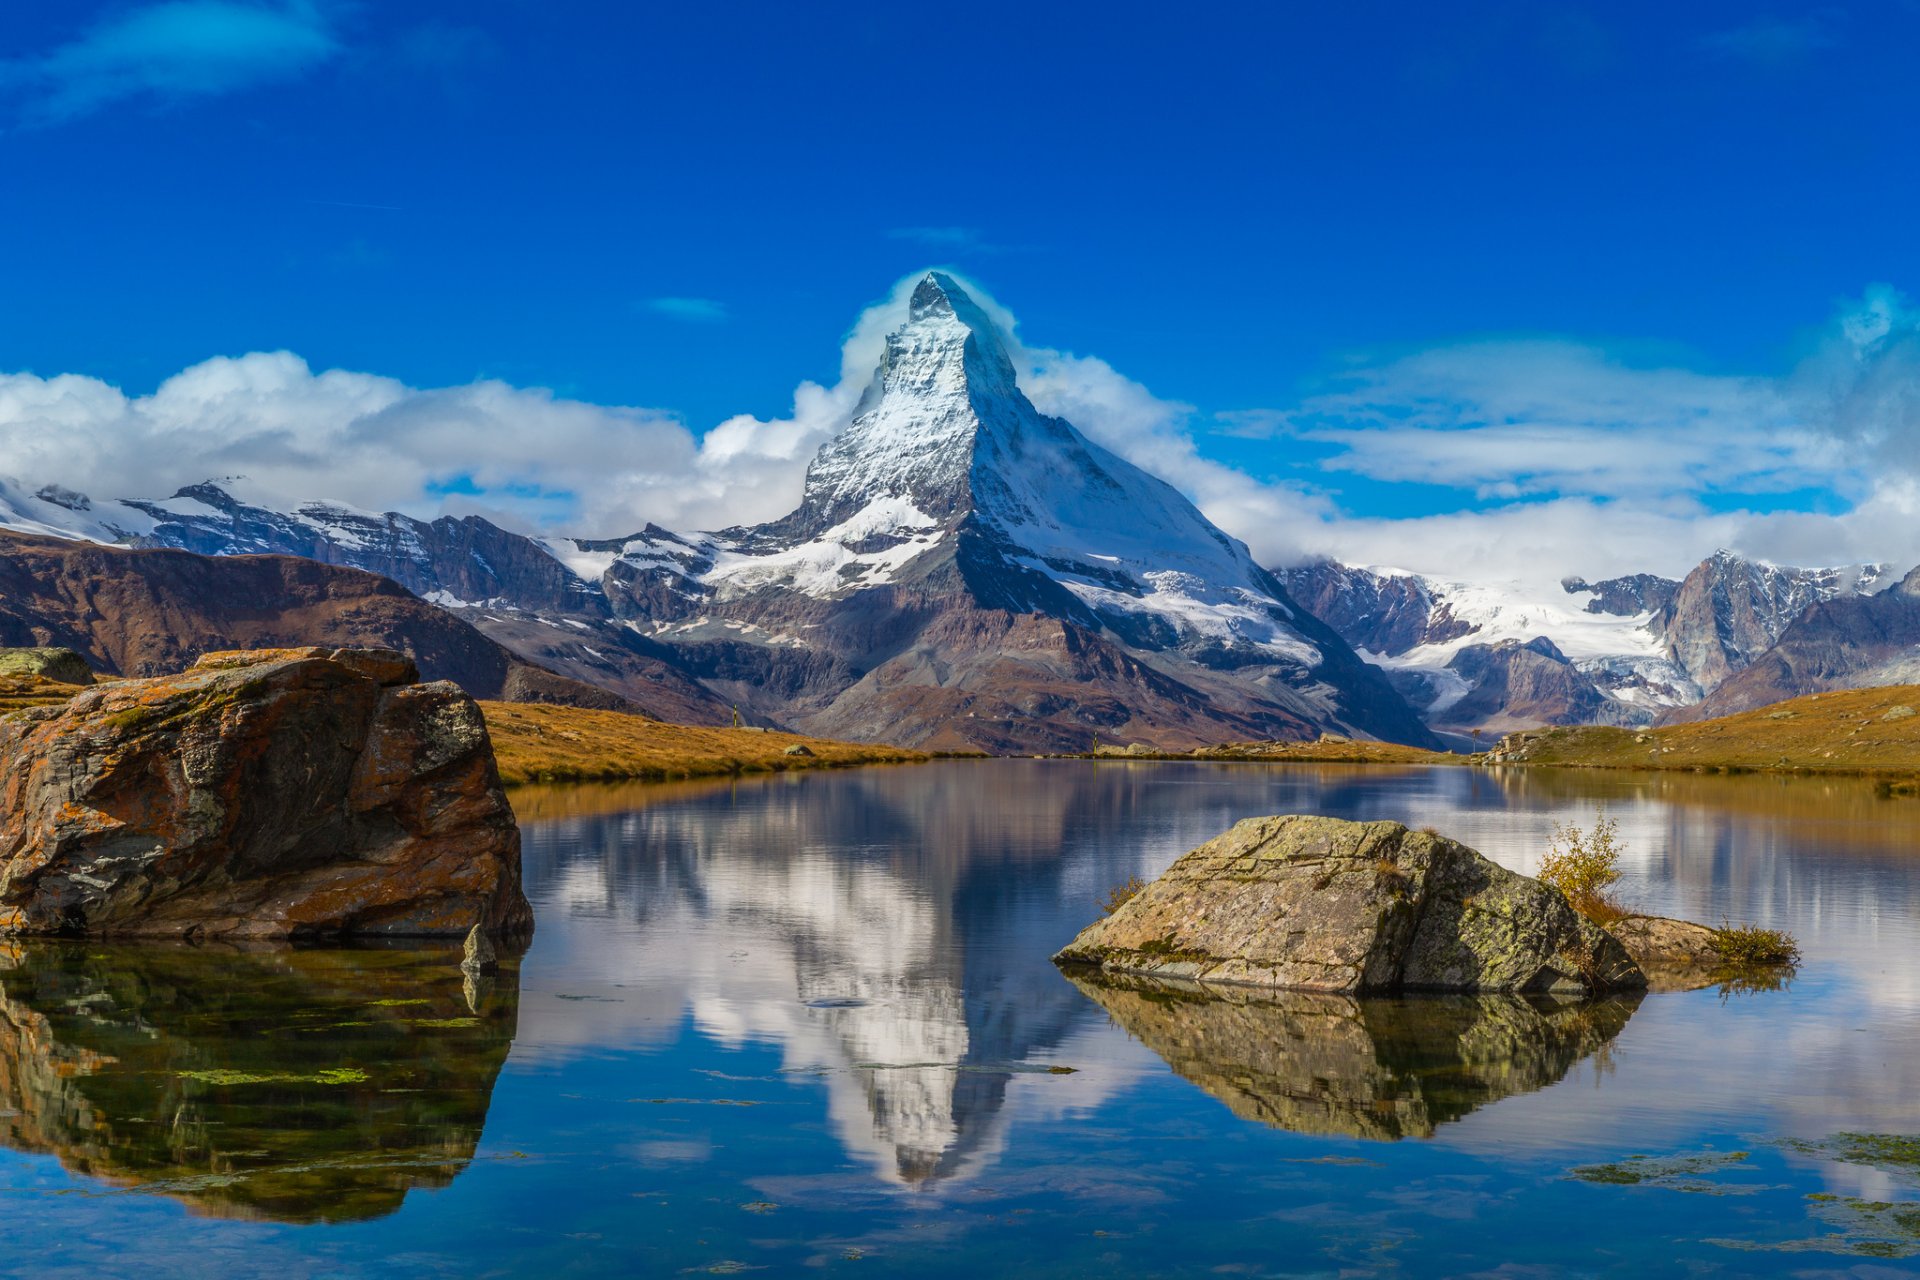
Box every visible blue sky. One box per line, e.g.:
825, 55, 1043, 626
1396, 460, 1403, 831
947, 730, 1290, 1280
1, 1, 1916, 582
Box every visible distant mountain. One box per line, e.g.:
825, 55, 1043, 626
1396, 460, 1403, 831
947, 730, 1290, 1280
0, 531, 631, 712
0, 476, 733, 725
1654, 550, 1893, 693
1675, 565, 1920, 720
577, 274, 1435, 752
1280, 552, 1895, 736
5, 273, 1908, 747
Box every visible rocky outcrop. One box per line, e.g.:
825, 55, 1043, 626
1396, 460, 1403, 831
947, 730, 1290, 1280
1440, 637, 1630, 732
1562, 573, 1680, 617
0, 647, 93, 686
0, 647, 532, 939
1063, 971, 1639, 1140
1655, 550, 1892, 694
1279, 560, 1479, 656
1054, 816, 1643, 995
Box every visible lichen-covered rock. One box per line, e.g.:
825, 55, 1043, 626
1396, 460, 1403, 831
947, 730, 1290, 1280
0, 648, 532, 939
0, 647, 93, 686
1055, 815, 1643, 995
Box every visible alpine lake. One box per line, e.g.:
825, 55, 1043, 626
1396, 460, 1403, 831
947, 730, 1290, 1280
3, 760, 1918, 1277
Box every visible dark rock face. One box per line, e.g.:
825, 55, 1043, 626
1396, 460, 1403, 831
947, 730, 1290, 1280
0, 647, 92, 686
0, 647, 532, 939
1280, 560, 1479, 656
1055, 815, 1643, 995
1675, 565, 1920, 720
1563, 573, 1680, 617
1655, 550, 1892, 692
1063, 972, 1639, 1140
1442, 638, 1629, 732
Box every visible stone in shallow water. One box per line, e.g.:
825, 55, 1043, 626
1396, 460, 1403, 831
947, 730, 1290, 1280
1054, 815, 1644, 995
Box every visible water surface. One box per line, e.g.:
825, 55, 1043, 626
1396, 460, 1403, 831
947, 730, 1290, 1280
4, 761, 1918, 1276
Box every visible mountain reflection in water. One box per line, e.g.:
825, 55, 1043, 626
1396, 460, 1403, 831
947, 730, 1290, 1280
1064, 972, 1639, 1140
0, 940, 517, 1222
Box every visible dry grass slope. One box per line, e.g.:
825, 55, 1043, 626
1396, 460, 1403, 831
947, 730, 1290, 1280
1488, 684, 1920, 779
478, 702, 926, 786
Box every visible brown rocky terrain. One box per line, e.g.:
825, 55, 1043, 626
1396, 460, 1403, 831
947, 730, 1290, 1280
0, 647, 532, 939
0, 531, 699, 715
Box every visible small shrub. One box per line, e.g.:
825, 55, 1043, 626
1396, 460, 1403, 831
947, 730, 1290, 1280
1539, 812, 1627, 923
1712, 923, 1800, 968
1100, 875, 1147, 916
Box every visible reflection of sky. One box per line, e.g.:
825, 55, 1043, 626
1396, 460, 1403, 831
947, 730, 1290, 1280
512, 762, 1920, 1193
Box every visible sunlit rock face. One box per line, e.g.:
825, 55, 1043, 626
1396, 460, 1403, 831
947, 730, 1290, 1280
0, 647, 531, 940
1055, 815, 1644, 995
0, 940, 519, 1222
1063, 972, 1639, 1140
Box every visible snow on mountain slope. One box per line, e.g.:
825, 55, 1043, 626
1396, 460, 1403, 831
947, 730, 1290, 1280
0, 476, 157, 542
1282, 554, 1895, 733
608, 272, 1320, 664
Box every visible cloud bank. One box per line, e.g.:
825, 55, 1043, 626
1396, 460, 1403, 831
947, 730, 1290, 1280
1, 272, 1914, 591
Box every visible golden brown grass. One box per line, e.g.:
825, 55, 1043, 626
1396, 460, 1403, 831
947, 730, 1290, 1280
1491, 685, 1920, 779
478, 702, 925, 787
0, 673, 100, 714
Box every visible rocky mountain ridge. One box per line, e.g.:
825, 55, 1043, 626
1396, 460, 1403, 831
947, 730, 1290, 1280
1281, 551, 1899, 737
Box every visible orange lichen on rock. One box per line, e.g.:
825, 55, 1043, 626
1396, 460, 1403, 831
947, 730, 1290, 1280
0, 648, 530, 940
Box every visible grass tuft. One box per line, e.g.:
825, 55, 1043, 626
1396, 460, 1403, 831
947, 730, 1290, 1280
1100, 876, 1147, 916
1712, 923, 1801, 968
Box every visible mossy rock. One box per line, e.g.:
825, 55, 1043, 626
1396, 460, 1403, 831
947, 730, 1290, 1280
0, 647, 94, 686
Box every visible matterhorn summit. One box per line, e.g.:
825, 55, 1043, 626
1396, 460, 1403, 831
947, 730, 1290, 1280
590, 272, 1436, 751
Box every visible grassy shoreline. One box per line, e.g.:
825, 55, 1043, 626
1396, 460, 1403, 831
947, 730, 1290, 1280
479, 702, 925, 787
1478, 684, 1920, 784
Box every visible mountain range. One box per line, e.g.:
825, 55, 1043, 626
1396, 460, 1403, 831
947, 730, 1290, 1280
2, 272, 1913, 749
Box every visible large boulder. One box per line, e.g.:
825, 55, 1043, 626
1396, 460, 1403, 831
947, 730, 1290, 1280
1055, 815, 1644, 995
0, 647, 532, 939
0, 647, 92, 686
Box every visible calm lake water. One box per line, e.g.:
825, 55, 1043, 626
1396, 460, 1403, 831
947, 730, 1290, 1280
4, 760, 1919, 1276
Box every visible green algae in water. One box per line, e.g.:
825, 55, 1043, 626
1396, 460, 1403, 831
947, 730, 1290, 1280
1783, 1131, 1920, 1174
177, 1067, 370, 1087
410, 1017, 483, 1029
1568, 1150, 1752, 1190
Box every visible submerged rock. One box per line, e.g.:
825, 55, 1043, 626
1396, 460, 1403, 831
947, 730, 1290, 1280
1055, 815, 1644, 995
0, 647, 92, 686
0, 647, 532, 939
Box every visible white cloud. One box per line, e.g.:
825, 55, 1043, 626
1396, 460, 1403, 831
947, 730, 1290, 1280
1281, 340, 1844, 503
2, 1, 342, 124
